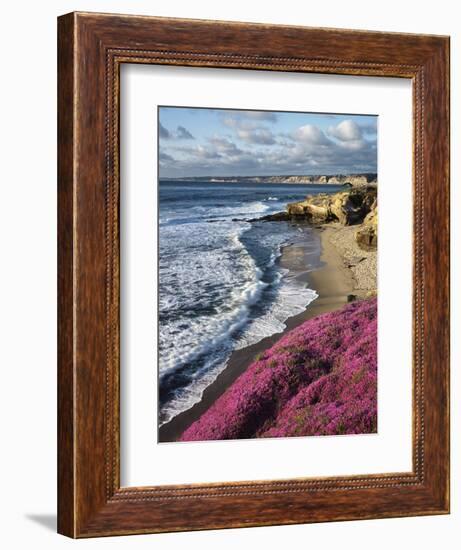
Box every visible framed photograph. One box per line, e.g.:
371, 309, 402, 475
57, 12, 450, 537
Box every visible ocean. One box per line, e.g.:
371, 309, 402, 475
158, 181, 344, 426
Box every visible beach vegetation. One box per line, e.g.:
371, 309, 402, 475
180, 297, 377, 441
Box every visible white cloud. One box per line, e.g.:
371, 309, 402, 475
327, 119, 363, 141
293, 124, 331, 145
208, 136, 243, 156
326, 119, 377, 152
237, 128, 276, 145
221, 114, 277, 145
222, 117, 257, 131
160, 114, 377, 177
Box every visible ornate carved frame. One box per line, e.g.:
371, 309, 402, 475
58, 12, 450, 537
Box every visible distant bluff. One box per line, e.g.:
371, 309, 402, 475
161, 173, 377, 186
252, 174, 377, 185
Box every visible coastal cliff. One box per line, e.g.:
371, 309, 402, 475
287, 187, 378, 298
230, 174, 376, 185
258, 186, 378, 255
161, 173, 377, 186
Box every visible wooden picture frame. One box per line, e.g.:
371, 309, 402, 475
57, 12, 450, 538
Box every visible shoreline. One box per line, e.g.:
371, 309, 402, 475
158, 225, 355, 443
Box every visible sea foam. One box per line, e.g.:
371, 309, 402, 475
158, 183, 324, 425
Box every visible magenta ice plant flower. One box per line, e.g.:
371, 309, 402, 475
180, 297, 377, 441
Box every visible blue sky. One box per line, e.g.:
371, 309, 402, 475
158, 107, 377, 178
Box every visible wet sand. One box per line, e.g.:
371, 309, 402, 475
158, 226, 354, 443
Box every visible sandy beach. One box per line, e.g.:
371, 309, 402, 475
158, 223, 371, 443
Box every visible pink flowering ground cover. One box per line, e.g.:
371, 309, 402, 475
180, 297, 377, 441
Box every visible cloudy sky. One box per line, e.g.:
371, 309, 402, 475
158, 107, 377, 178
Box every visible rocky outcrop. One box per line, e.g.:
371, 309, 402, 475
247, 211, 290, 222
355, 202, 378, 251
286, 186, 377, 227
251, 187, 378, 252
286, 194, 335, 223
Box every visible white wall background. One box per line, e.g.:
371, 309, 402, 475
0, 1, 457, 548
